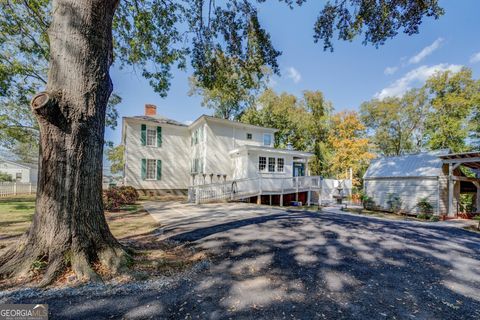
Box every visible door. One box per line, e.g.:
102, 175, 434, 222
293, 162, 305, 177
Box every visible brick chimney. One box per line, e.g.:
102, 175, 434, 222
145, 104, 157, 116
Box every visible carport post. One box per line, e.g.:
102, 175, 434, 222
474, 181, 480, 212
448, 163, 453, 216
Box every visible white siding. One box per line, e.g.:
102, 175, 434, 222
202, 121, 273, 179
124, 120, 190, 190
0, 161, 32, 183
364, 178, 439, 214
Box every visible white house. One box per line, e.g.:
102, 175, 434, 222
0, 159, 38, 184
363, 150, 480, 216
122, 104, 314, 198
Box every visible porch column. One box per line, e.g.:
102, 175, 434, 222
448, 163, 454, 217
474, 181, 480, 213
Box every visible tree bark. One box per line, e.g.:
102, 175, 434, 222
0, 0, 128, 286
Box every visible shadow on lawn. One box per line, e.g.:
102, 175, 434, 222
18, 209, 480, 319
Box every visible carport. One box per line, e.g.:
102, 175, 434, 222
440, 151, 480, 216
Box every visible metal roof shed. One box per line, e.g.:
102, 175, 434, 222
363, 150, 450, 215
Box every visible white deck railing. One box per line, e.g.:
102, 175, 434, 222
188, 176, 327, 204
0, 182, 37, 197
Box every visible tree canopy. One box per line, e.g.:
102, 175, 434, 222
361, 68, 480, 155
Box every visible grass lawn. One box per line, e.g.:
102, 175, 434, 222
0, 196, 206, 286
342, 206, 439, 222
0, 195, 36, 251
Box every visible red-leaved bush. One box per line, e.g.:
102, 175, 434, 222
103, 186, 139, 211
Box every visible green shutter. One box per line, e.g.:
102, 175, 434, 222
141, 124, 146, 146
156, 159, 162, 180
157, 126, 162, 147
141, 159, 146, 180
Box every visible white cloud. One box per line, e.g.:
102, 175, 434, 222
375, 63, 463, 99
184, 120, 193, 125
408, 38, 444, 64
384, 66, 398, 75
286, 67, 301, 83
470, 52, 480, 64
267, 77, 278, 87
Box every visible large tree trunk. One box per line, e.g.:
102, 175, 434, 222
0, 0, 128, 286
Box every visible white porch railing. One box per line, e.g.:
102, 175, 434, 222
0, 182, 37, 197
188, 176, 353, 204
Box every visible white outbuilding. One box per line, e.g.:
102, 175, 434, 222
0, 159, 38, 184
363, 150, 480, 216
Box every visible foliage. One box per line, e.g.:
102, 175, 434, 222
106, 144, 125, 175
459, 193, 475, 213
429, 215, 440, 222
423, 68, 480, 152
416, 213, 431, 220
386, 193, 402, 213
103, 186, 139, 211
313, 0, 444, 51
120, 186, 139, 205
416, 197, 434, 215
0, 171, 12, 182
360, 88, 428, 156
188, 52, 272, 119
361, 68, 480, 154
362, 196, 376, 210
327, 111, 374, 185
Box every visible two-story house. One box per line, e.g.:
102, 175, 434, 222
122, 104, 313, 195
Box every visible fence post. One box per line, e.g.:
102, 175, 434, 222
13, 182, 17, 196
29, 183, 32, 194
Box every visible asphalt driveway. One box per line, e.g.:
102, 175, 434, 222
6, 202, 480, 319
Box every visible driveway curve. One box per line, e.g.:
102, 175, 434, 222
8, 203, 480, 319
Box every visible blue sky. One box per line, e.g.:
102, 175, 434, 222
107, 0, 480, 145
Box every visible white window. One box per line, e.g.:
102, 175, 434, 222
191, 127, 204, 146
146, 128, 156, 146
268, 157, 275, 172
246, 133, 252, 140
259, 157, 266, 171
146, 159, 156, 179
263, 134, 272, 146
277, 158, 284, 172
191, 158, 203, 173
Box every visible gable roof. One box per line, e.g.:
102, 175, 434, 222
0, 159, 33, 170
364, 149, 450, 179
189, 115, 279, 132
123, 115, 188, 127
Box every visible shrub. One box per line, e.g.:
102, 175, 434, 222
429, 215, 440, 222
362, 196, 376, 210
119, 186, 139, 204
416, 213, 430, 220
416, 198, 433, 216
387, 193, 402, 214
103, 187, 124, 211
103, 186, 139, 211
0, 172, 12, 182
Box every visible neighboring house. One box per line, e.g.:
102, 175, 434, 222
122, 104, 313, 195
0, 159, 38, 184
363, 150, 480, 216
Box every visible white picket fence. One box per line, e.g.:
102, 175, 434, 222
0, 182, 37, 197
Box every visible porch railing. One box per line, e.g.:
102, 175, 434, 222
188, 176, 336, 204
